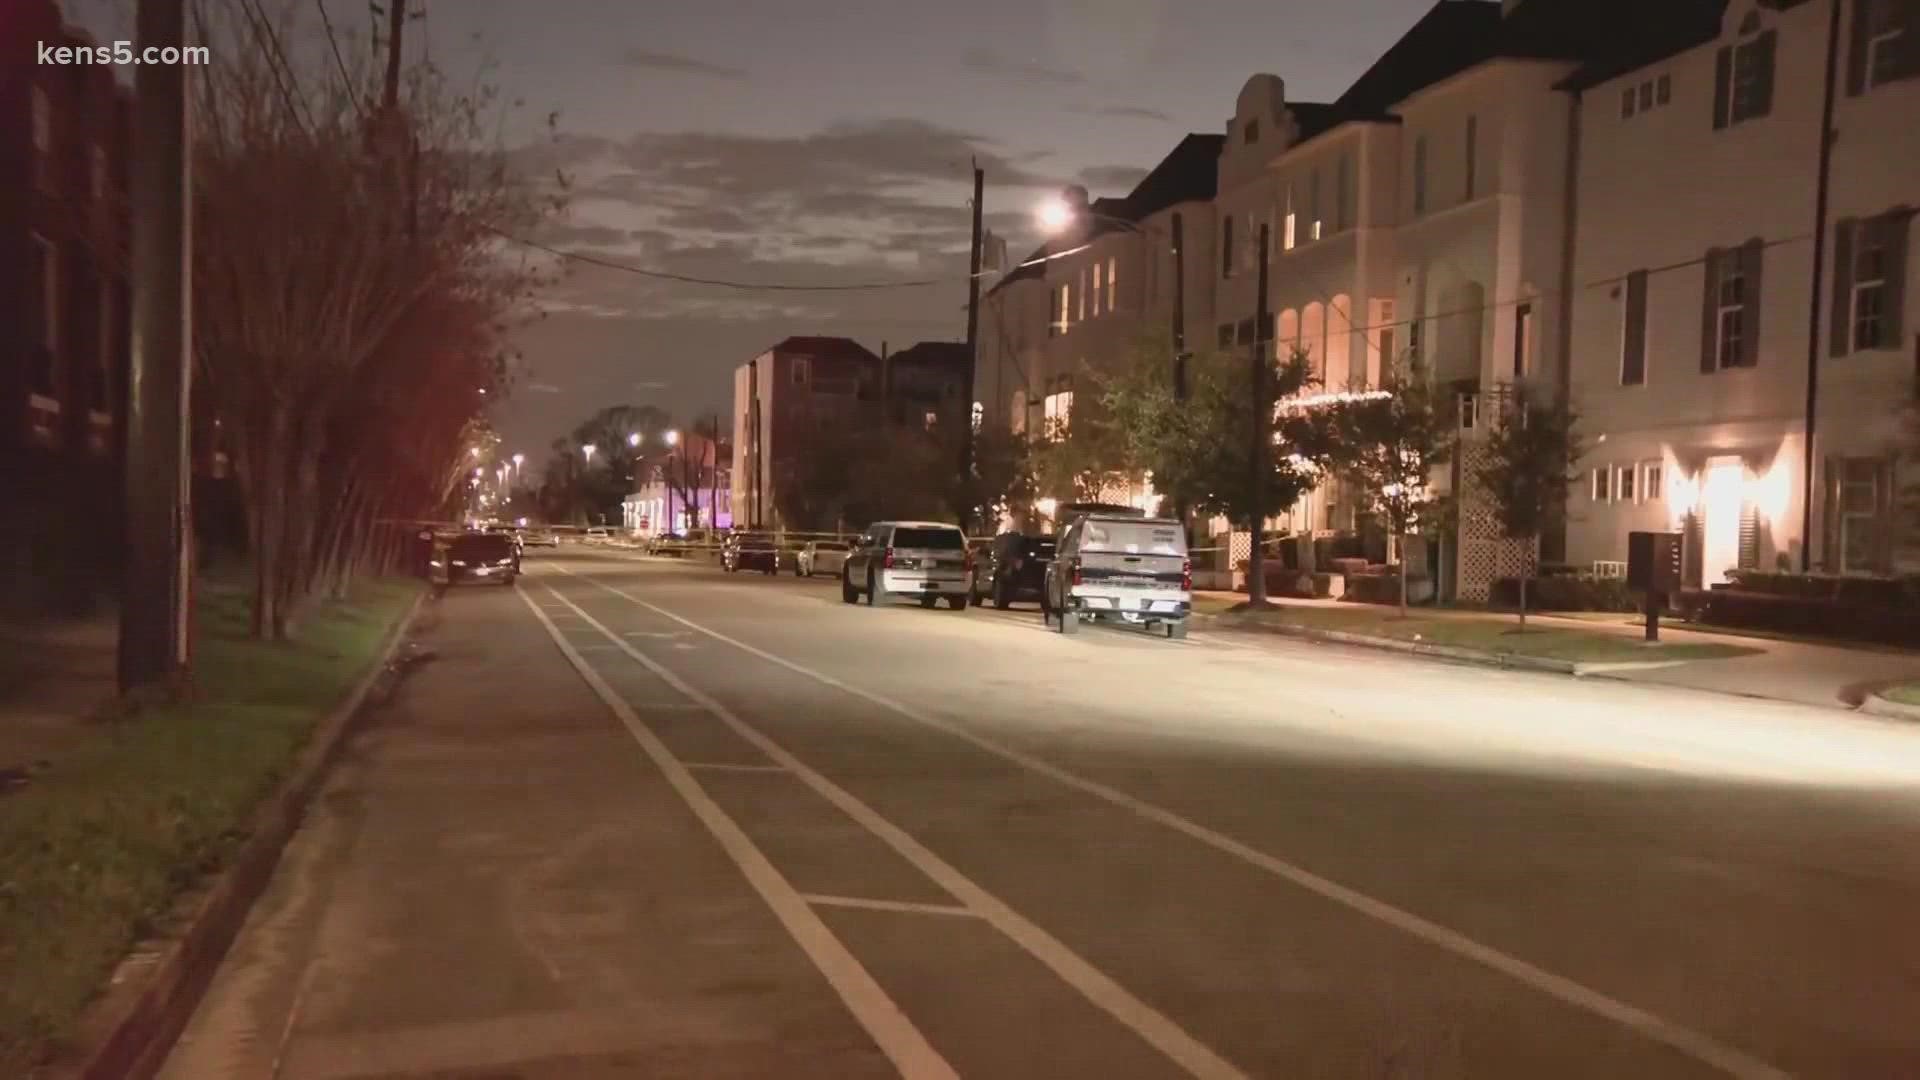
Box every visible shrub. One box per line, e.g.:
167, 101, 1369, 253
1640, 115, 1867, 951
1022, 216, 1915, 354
1723, 570, 1920, 608
1341, 572, 1425, 606
1682, 587, 1920, 646
1489, 573, 1639, 612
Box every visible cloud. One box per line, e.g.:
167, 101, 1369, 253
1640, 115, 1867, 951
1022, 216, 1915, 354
614, 48, 747, 81
1077, 164, 1151, 190
1072, 103, 1172, 123
525, 381, 564, 393
959, 46, 1082, 87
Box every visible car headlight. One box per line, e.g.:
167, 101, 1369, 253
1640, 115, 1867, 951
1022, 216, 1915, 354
451, 560, 466, 567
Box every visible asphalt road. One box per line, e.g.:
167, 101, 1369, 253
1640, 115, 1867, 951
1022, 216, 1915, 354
162, 548, 1920, 1079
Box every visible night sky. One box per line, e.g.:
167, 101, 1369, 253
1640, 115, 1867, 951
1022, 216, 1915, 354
70, 0, 1437, 463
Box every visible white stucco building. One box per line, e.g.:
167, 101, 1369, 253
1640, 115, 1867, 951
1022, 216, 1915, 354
1563, 0, 1919, 585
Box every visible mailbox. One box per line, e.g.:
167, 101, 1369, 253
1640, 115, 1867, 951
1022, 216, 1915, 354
1626, 531, 1682, 594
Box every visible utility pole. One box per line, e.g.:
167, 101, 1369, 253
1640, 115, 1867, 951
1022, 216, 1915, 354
120, 0, 193, 694
1170, 210, 1190, 544
1799, 0, 1843, 573
1247, 223, 1272, 608
709, 412, 721, 531
382, 0, 407, 112
960, 161, 984, 534
749, 358, 762, 529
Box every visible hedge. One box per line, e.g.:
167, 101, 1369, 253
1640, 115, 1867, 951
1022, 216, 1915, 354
1722, 570, 1920, 608
1489, 573, 1639, 613
1680, 587, 1920, 647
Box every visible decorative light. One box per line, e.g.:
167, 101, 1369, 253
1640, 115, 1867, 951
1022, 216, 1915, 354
1278, 389, 1393, 412
1036, 497, 1059, 518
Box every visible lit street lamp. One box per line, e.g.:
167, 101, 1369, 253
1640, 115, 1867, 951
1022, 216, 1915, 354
582, 444, 597, 464
664, 429, 680, 446
627, 432, 641, 448
1035, 184, 1142, 237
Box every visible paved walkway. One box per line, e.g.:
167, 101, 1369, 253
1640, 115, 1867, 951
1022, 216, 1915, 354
0, 612, 118, 779
1196, 592, 1920, 712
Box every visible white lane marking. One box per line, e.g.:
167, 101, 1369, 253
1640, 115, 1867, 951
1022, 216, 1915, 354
557, 564, 1789, 1080
684, 761, 789, 774
514, 587, 958, 1080
538, 579, 1246, 1080
631, 702, 716, 713
803, 894, 980, 919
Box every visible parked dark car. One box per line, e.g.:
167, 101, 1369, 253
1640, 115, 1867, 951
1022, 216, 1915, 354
433, 532, 520, 586
973, 532, 1055, 609
723, 532, 779, 574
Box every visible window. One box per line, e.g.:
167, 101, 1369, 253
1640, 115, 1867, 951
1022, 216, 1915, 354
1716, 259, 1745, 368
970, 400, 983, 432
1657, 74, 1672, 104
1222, 215, 1235, 278
1618, 465, 1637, 503
1639, 82, 1654, 112
1335, 155, 1350, 232
1714, 30, 1777, 128
1407, 318, 1423, 361
32, 87, 55, 193
1236, 317, 1257, 346
1042, 376, 1075, 440
1834, 213, 1909, 354
1513, 301, 1533, 379
1412, 134, 1428, 215
1853, 225, 1889, 350
1050, 284, 1067, 336
1643, 461, 1664, 502
1244, 119, 1258, 144
1282, 186, 1297, 251
1458, 391, 1478, 431
1078, 268, 1088, 321
30, 234, 58, 397
1622, 87, 1637, 118
791, 357, 810, 385
1864, 0, 1912, 90
1703, 242, 1762, 370
1622, 269, 1649, 385
1592, 467, 1612, 503
1104, 256, 1116, 311
1464, 115, 1478, 200
1092, 261, 1103, 316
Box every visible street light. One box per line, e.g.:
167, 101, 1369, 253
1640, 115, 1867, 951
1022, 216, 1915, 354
664, 429, 679, 446
582, 444, 597, 463
627, 432, 641, 448
512, 452, 525, 468
1035, 184, 1142, 237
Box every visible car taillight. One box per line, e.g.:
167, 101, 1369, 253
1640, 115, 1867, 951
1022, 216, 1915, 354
1181, 558, 1192, 592
1070, 557, 1082, 586
883, 547, 895, 569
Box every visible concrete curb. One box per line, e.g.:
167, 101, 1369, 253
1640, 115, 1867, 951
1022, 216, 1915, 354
39, 587, 428, 1080
1860, 690, 1920, 722
1191, 612, 1685, 679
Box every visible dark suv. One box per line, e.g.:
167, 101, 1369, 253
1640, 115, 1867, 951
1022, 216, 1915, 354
973, 532, 1055, 609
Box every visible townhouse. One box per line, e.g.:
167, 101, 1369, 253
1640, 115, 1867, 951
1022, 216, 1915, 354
1565, 0, 1920, 584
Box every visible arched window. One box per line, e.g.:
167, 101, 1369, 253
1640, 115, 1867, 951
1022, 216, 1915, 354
1326, 295, 1352, 390
1277, 309, 1299, 356
1300, 302, 1326, 378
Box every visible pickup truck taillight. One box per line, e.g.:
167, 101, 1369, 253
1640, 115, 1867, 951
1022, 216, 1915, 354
1181, 558, 1192, 592
882, 546, 895, 569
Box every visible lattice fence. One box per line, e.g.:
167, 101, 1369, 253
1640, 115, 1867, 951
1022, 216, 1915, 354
1453, 438, 1537, 602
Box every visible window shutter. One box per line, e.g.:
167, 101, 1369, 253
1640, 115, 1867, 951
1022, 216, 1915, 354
1821, 456, 1843, 572
1740, 237, 1764, 366
1847, 0, 1872, 94
1737, 501, 1760, 570
1623, 269, 1648, 384
1884, 208, 1912, 341
1831, 219, 1856, 356
1701, 247, 1723, 373
1872, 458, 1896, 572
1750, 31, 1778, 117
1713, 46, 1733, 128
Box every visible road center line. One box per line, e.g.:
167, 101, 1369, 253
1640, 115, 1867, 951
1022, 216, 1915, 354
684, 761, 789, 774
513, 584, 959, 1080
552, 561, 1789, 1080
534, 574, 1247, 1080
803, 894, 980, 918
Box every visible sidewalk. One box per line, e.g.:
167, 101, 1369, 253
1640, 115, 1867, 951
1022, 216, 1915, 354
1193, 592, 1920, 712
0, 611, 119, 783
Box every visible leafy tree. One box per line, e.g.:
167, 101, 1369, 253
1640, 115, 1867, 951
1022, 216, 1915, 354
1471, 384, 1584, 629
1325, 352, 1456, 616
951, 421, 1035, 531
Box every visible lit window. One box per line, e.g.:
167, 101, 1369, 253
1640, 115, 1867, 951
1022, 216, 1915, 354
1104, 256, 1116, 311
1592, 467, 1612, 503
1078, 269, 1088, 321
1308, 170, 1323, 240
792, 357, 810, 385
1618, 465, 1636, 503
1643, 462, 1664, 501
1092, 261, 1103, 316
1282, 186, 1297, 251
